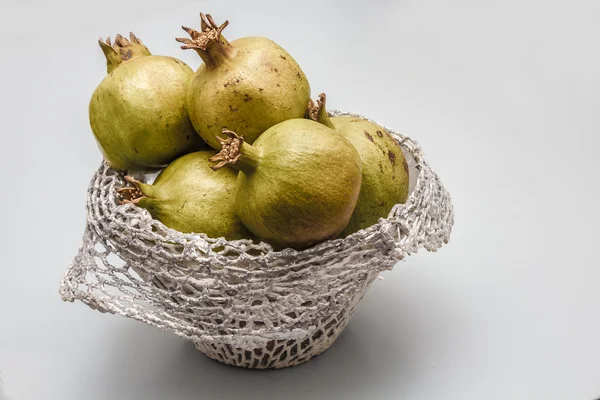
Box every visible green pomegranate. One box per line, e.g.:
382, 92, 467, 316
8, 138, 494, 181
210, 120, 362, 250
176, 13, 311, 150
90, 33, 205, 172
117, 151, 250, 240
308, 94, 409, 237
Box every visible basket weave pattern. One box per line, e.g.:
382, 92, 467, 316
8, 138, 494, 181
59, 111, 454, 369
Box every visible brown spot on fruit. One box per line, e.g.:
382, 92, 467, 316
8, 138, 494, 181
229, 105, 239, 112
133, 146, 138, 154
259, 88, 264, 92
376, 130, 384, 138
280, 55, 287, 60
388, 150, 397, 165
364, 131, 374, 142
403, 158, 408, 173
243, 94, 252, 102
276, 83, 281, 87
379, 162, 383, 172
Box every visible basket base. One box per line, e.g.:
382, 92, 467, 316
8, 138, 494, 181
192, 308, 355, 369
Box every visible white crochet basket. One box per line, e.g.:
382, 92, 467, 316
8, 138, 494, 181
59, 110, 454, 369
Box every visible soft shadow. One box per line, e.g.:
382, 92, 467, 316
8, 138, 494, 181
80, 270, 461, 400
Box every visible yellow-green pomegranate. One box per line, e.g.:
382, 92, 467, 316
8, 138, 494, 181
308, 94, 409, 237
210, 119, 362, 250
90, 33, 205, 172
117, 151, 250, 240
176, 13, 311, 149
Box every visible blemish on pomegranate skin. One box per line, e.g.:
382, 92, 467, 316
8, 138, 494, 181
376, 130, 384, 138
229, 105, 239, 112
280, 55, 287, 60
364, 131, 374, 142
403, 158, 408, 173
388, 150, 397, 165
379, 162, 383, 172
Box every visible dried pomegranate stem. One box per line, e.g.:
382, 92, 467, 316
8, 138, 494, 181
176, 13, 232, 69
117, 175, 150, 205
209, 129, 260, 173
99, 32, 151, 74
307, 93, 335, 129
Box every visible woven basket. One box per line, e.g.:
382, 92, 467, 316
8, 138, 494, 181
59, 110, 454, 369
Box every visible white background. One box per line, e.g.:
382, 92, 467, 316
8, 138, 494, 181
1, 0, 599, 399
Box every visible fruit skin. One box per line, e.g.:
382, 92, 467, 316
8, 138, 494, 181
308, 94, 409, 237
210, 119, 362, 250
118, 151, 251, 240
90, 34, 205, 172
177, 13, 311, 150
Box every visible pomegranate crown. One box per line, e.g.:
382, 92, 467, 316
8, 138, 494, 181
176, 13, 229, 51
209, 130, 243, 171
98, 32, 151, 73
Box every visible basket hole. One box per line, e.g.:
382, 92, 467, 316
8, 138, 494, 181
253, 321, 266, 329
252, 358, 260, 369
211, 246, 225, 253
286, 312, 297, 319
279, 351, 288, 362
214, 318, 223, 324
246, 248, 266, 257
254, 348, 262, 356
239, 321, 247, 328
260, 354, 270, 367
218, 330, 227, 335
236, 353, 242, 363
300, 338, 310, 350
274, 345, 285, 355
266, 295, 277, 302
324, 319, 336, 330
244, 350, 252, 360
312, 330, 324, 341
266, 341, 275, 352
94, 257, 107, 270
106, 253, 126, 269
301, 301, 312, 307
251, 300, 263, 306
290, 344, 298, 356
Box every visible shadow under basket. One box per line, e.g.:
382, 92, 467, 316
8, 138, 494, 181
59, 110, 455, 369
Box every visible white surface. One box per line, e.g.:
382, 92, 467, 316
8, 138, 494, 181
1, 0, 599, 399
